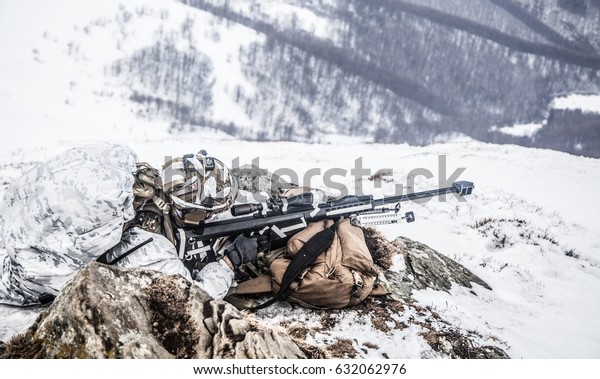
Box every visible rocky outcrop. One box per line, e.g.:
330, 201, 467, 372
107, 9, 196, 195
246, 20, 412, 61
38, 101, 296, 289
2, 233, 507, 359
359, 227, 508, 359
1, 262, 305, 359
394, 235, 490, 292
363, 227, 491, 303
1, 235, 506, 359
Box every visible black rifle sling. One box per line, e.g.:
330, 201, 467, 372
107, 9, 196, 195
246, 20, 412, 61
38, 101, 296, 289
34, 238, 154, 306
251, 220, 338, 310
96, 238, 154, 265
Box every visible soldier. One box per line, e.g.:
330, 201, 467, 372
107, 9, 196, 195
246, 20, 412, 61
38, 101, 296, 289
0, 142, 257, 306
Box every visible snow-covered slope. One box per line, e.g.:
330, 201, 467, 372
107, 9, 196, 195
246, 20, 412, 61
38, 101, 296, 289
0, 0, 261, 151
1, 0, 599, 359
1, 133, 599, 358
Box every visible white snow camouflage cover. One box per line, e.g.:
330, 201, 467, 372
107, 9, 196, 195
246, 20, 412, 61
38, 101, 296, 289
0, 143, 233, 305
0, 143, 137, 305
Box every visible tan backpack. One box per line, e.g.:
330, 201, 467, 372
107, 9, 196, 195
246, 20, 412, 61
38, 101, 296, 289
230, 218, 389, 310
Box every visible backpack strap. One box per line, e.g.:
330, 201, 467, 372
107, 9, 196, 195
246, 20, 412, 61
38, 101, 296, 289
250, 220, 339, 310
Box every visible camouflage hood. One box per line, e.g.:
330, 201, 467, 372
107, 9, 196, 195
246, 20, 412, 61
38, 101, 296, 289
0, 143, 137, 305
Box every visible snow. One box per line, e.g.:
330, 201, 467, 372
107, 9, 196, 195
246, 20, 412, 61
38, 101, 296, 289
2, 137, 599, 359
1, 0, 600, 360
491, 93, 600, 138
551, 93, 600, 114
489, 122, 545, 137
210, 0, 335, 37
0, 0, 261, 150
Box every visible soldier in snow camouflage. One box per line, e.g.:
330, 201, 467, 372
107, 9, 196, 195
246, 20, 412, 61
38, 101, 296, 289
0, 143, 249, 306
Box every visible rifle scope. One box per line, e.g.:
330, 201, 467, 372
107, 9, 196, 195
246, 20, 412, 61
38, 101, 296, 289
231, 192, 315, 217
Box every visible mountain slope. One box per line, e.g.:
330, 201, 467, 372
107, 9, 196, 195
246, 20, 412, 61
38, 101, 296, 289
2, 0, 599, 155
1, 132, 600, 358
180, 0, 600, 154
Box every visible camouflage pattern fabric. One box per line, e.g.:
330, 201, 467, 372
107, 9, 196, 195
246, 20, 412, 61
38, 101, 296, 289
162, 153, 238, 221
0, 143, 137, 305
107, 227, 234, 300
0, 143, 234, 305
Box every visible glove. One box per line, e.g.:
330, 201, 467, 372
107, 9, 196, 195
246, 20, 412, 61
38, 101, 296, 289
224, 234, 258, 270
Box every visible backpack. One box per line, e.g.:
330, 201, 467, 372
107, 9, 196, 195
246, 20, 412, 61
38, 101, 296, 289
229, 218, 390, 310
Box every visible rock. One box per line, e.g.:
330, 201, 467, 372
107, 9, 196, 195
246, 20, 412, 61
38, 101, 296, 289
393, 236, 491, 292
368, 168, 394, 182
420, 329, 510, 359
231, 165, 299, 197
382, 270, 414, 303
362, 227, 491, 303
1, 262, 305, 359
361, 230, 508, 359
235, 328, 308, 359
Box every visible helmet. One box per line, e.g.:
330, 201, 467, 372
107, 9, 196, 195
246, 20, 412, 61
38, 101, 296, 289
162, 150, 238, 224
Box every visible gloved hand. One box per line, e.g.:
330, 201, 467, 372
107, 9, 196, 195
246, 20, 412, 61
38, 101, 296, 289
224, 234, 258, 270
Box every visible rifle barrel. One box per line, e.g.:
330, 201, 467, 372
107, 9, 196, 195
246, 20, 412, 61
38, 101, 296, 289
373, 181, 474, 207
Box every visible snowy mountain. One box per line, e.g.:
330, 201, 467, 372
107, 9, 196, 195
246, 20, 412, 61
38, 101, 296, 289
2, 0, 599, 156
0, 0, 599, 359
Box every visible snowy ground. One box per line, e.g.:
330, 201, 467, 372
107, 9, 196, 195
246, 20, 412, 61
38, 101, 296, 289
1, 134, 599, 359
1, 0, 599, 359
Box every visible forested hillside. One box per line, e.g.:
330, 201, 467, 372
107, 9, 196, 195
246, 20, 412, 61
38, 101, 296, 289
163, 0, 600, 155
18, 0, 597, 155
